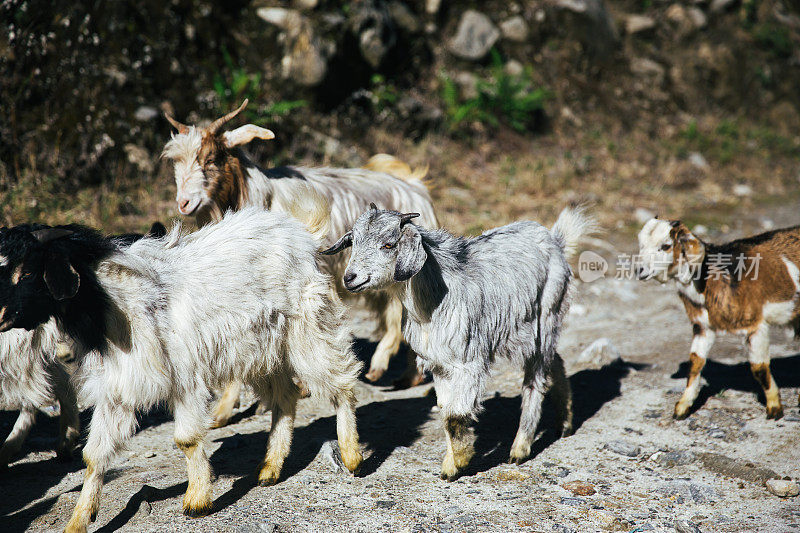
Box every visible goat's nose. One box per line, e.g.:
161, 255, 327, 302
343, 272, 357, 285
179, 199, 190, 211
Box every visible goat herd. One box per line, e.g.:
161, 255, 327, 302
1, 100, 798, 532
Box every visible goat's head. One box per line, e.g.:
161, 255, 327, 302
637, 218, 705, 283
0, 226, 80, 332
322, 204, 426, 292
161, 99, 275, 220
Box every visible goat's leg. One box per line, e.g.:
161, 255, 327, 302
510, 358, 547, 465
393, 349, 427, 389
747, 324, 783, 419
173, 395, 213, 517
0, 406, 36, 467
255, 375, 299, 486
549, 352, 574, 437
435, 373, 477, 481
65, 402, 137, 533
674, 324, 715, 419
51, 365, 80, 461
334, 386, 362, 474
210, 381, 241, 428
365, 296, 404, 382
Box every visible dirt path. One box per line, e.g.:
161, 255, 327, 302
2, 213, 800, 533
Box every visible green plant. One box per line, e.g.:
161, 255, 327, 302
213, 47, 307, 125
370, 74, 399, 110
753, 24, 793, 58
441, 49, 550, 134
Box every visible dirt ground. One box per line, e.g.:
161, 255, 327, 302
2, 203, 800, 533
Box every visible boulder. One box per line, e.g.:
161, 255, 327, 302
447, 10, 501, 61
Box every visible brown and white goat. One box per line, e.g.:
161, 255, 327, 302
162, 100, 438, 426
637, 218, 800, 420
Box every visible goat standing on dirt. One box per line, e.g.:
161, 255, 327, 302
0, 321, 79, 468
0, 208, 362, 533
637, 218, 800, 419
162, 100, 438, 426
323, 204, 594, 480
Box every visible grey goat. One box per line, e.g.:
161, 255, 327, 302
323, 204, 595, 480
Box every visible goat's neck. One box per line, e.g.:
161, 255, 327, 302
235, 149, 272, 209
396, 232, 453, 324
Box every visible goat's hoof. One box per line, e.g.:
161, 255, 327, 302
364, 368, 385, 383
392, 371, 427, 390
672, 405, 690, 420
64, 520, 88, 533
561, 423, 574, 438
210, 416, 231, 429
183, 504, 213, 518
257, 466, 281, 486
439, 470, 460, 482
766, 406, 784, 420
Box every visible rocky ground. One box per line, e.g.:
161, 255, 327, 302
2, 209, 800, 533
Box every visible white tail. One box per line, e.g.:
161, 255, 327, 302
551, 206, 599, 259
364, 153, 429, 184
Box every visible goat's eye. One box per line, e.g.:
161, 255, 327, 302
382, 242, 395, 250
21, 271, 33, 279
660, 244, 672, 251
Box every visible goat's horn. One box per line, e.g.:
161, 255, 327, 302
400, 212, 420, 225
208, 99, 249, 134
31, 228, 74, 243
369, 202, 378, 211
165, 113, 190, 134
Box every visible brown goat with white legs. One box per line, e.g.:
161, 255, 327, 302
637, 218, 800, 420
162, 100, 438, 426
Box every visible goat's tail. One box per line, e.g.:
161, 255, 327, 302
283, 184, 332, 243
551, 205, 599, 259
364, 153, 430, 185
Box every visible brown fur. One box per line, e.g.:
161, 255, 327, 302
198, 133, 249, 214
671, 221, 800, 331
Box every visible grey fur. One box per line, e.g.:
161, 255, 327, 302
326, 206, 596, 476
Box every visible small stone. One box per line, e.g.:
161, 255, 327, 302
586, 509, 617, 528
375, 500, 396, 509
635, 207, 656, 224
761, 219, 775, 230
766, 479, 800, 498
686, 7, 707, 29
555, 466, 571, 478
708, 429, 726, 439
504, 60, 524, 77
630, 58, 665, 81
709, 0, 736, 13
143, 451, 156, 458
733, 183, 752, 196
674, 520, 701, 533
693, 225, 709, 236
500, 16, 529, 42
388, 1, 420, 33
604, 440, 640, 457
578, 338, 622, 368
560, 496, 585, 506
447, 10, 500, 61
562, 480, 596, 496
626, 14, 656, 34
318, 440, 347, 474
292, 0, 317, 10
784, 414, 800, 422
134, 500, 152, 519
688, 152, 708, 169
657, 480, 718, 503
134, 106, 158, 121
655, 450, 695, 467
425, 0, 442, 15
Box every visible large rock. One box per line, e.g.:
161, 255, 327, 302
500, 16, 530, 42
766, 479, 800, 498
349, 1, 397, 69
258, 7, 328, 86
554, 0, 618, 59
447, 10, 501, 61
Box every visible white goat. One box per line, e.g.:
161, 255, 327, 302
163, 101, 438, 427
0, 321, 80, 467
0, 208, 362, 533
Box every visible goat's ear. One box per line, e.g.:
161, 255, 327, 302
320, 231, 352, 255
222, 125, 275, 148
394, 225, 426, 282
43, 253, 80, 301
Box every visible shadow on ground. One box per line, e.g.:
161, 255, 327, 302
670, 353, 800, 416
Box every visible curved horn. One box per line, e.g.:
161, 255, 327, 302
31, 228, 74, 243
369, 202, 378, 211
320, 231, 352, 255
165, 113, 190, 134
400, 212, 420, 226
207, 99, 249, 135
